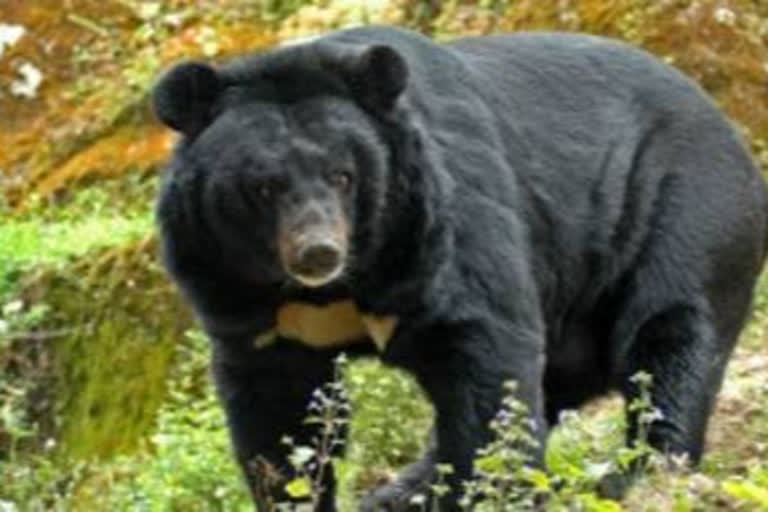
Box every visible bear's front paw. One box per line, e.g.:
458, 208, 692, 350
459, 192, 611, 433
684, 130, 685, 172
358, 458, 436, 511
597, 470, 635, 501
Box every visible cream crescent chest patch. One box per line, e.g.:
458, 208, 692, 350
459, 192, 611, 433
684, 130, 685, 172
253, 300, 398, 352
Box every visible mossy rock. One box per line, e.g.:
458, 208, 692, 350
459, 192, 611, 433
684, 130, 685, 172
18, 239, 191, 459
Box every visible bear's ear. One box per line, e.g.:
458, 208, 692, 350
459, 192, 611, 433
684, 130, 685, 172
320, 44, 408, 111
152, 61, 222, 136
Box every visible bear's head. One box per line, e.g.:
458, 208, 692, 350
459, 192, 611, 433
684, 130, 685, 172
153, 41, 409, 289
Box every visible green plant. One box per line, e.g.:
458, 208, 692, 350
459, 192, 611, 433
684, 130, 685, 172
0, 299, 52, 458
0, 179, 155, 304
722, 463, 768, 509
547, 373, 661, 510
457, 372, 662, 510
620, 371, 663, 470
102, 329, 250, 510
283, 354, 351, 507
345, 360, 433, 467
460, 381, 547, 510
0, 454, 89, 510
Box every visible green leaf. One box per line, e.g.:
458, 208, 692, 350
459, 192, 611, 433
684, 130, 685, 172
576, 492, 624, 512
475, 455, 504, 474
524, 468, 551, 491
284, 477, 312, 499
722, 480, 768, 507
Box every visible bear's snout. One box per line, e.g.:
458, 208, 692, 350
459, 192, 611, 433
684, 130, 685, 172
285, 239, 345, 287
278, 198, 349, 287
291, 240, 343, 279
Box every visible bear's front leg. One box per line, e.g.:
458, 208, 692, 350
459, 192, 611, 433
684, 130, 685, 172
212, 343, 342, 511
378, 321, 547, 510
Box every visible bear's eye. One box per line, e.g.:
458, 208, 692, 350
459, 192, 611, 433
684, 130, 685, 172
257, 182, 272, 200
329, 169, 353, 191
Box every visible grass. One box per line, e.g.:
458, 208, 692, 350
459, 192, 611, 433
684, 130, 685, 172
0, 215, 151, 266
0, 330, 251, 511
0, 180, 155, 301
0, 181, 160, 506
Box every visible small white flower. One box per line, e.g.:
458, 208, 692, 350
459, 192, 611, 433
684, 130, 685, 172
0, 499, 18, 512
2, 300, 23, 316
290, 446, 316, 466
151, 433, 171, 447
195, 27, 219, 58
714, 7, 736, 26
137, 2, 161, 20
162, 12, 185, 28
585, 461, 613, 480
0, 23, 25, 59
558, 409, 579, 424
409, 494, 427, 505
10, 62, 43, 99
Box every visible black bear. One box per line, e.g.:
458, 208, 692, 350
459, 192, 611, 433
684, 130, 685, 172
152, 26, 768, 510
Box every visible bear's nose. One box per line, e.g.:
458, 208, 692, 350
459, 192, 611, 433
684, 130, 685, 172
297, 242, 341, 273
288, 240, 345, 287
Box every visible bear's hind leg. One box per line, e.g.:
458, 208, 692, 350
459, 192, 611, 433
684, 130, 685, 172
602, 304, 736, 498
625, 306, 727, 459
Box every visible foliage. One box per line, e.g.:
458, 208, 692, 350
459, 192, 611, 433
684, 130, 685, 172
0, 330, 250, 511
460, 382, 546, 510
0, 180, 190, 510
454, 375, 658, 511
101, 329, 250, 511
722, 463, 768, 509
0, 182, 158, 468
0, 178, 156, 300
346, 360, 433, 466
0, 454, 89, 511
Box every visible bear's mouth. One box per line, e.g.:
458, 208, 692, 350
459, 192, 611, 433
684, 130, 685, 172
290, 265, 346, 288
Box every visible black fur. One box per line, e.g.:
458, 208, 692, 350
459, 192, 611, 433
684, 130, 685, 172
154, 26, 768, 510
153, 61, 222, 135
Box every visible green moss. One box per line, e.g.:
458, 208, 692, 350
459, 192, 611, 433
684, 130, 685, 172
26, 241, 191, 459
0, 177, 156, 302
